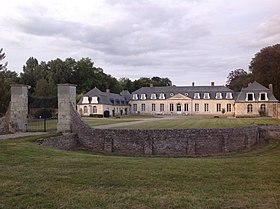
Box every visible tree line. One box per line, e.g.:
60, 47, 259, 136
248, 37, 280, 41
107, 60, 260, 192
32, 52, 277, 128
0, 52, 171, 116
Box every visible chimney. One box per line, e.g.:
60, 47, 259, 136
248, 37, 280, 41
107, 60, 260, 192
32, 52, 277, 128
211, 82, 215, 86
150, 83, 153, 87
192, 82, 195, 86
269, 84, 273, 92
248, 82, 252, 87
106, 89, 110, 93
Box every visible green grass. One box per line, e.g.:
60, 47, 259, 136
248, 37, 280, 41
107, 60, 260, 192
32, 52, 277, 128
27, 119, 57, 132
82, 117, 139, 126
119, 116, 280, 129
0, 134, 280, 208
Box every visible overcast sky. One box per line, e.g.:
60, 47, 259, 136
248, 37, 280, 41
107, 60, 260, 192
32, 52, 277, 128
1, 0, 279, 86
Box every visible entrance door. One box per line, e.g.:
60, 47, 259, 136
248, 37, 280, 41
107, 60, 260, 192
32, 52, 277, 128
176, 103, 182, 114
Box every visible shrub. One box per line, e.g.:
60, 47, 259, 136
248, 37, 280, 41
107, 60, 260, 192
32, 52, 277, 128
258, 109, 266, 117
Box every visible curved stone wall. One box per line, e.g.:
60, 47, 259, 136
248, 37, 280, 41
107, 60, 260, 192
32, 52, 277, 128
69, 104, 264, 156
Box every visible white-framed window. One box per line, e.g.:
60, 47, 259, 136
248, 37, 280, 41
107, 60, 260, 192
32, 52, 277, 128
203, 93, 210, 99
216, 103, 221, 112
194, 93, 200, 99
226, 92, 233, 99
132, 94, 138, 100
170, 103, 174, 112
177, 103, 181, 112
195, 103, 199, 112
170, 93, 174, 96
160, 104, 164, 111
204, 103, 209, 112
92, 97, 98, 103
82, 97, 89, 104
216, 92, 222, 99
93, 106, 97, 113
185, 93, 189, 96
260, 104, 266, 111
151, 93, 157, 100
159, 93, 165, 99
247, 104, 253, 113
259, 92, 267, 101
152, 103, 156, 111
140, 94, 146, 100
227, 104, 231, 112
184, 103, 188, 112
133, 104, 137, 112
83, 106, 88, 113
246, 93, 255, 101
141, 104, 145, 111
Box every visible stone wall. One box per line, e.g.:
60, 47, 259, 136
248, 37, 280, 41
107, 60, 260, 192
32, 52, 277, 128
68, 104, 265, 156
37, 133, 79, 150
258, 124, 280, 139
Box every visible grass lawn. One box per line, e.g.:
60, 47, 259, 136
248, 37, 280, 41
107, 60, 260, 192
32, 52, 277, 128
119, 116, 280, 129
0, 134, 280, 209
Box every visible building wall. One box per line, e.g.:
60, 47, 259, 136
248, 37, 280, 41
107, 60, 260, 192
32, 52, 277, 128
235, 102, 276, 117
130, 99, 235, 116
78, 104, 130, 117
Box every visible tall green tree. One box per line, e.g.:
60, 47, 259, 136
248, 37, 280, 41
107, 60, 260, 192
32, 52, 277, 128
0, 48, 7, 71
249, 44, 280, 99
226, 69, 254, 92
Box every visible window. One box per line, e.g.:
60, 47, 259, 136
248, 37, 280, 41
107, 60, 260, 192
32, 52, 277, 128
259, 93, 267, 101
170, 93, 174, 96
133, 104, 137, 112
203, 93, 210, 99
82, 97, 89, 104
226, 92, 233, 99
160, 104, 164, 111
93, 106, 97, 113
195, 103, 199, 112
246, 93, 254, 101
159, 93, 165, 99
184, 103, 188, 112
194, 93, 200, 99
151, 94, 156, 100
226, 104, 231, 112
170, 103, 174, 111
247, 104, 253, 113
177, 103, 181, 112
140, 94, 146, 100
216, 103, 221, 112
152, 103, 156, 111
204, 103, 209, 112
132, 94, 138, 100
83, 106, 88, 113
185, 93, 189, 96
260, 104, 266, 111
216, 92, 222, 99
141, 104, 145, 111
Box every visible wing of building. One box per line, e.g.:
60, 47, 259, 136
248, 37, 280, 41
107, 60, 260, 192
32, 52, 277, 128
77, 81, 278, 117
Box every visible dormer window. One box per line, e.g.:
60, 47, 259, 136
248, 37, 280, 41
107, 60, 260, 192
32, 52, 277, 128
92, 96, 98, 104
226, 92, 233, 99
246, 93, 255, 101
203, 93, 210, 99
159, 93, 165, 99
194, 93, 200, 99
259, 92, 267, 101
216, 92, 222, 99
170, 93, 174, 96
132, 94, 138, 100
140, 94, 146, 100
185, 93, 188, 96
82, 97, 90, 104
151, 93, 157, 100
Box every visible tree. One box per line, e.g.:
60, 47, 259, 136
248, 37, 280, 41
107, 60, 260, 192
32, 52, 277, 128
249, 44, 280, 100
0, 48, 7, 71
226, 69, 254, 92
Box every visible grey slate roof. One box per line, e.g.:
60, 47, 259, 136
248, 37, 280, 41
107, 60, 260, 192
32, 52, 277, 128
132, 85, 235, 100
78, 87, 131, 105
236, 81, 278, 102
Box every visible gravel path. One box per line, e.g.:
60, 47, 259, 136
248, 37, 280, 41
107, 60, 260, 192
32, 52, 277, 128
0, 132, 49, 140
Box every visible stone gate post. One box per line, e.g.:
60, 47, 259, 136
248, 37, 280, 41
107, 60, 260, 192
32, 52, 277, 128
9, 84, 29, 132
57, 84, 76, 133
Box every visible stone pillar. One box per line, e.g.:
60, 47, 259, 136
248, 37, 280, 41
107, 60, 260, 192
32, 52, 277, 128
9, 84, 29, 132
57, 84, 76, 133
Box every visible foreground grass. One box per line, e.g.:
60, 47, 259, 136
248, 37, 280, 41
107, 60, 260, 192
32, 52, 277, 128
0, 135, 280, 209
82, 117, 140, 126
120, 116, 280, 129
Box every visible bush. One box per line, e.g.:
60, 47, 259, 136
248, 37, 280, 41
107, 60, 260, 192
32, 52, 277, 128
258, 109, 266, 117
34, 109, 52, 119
